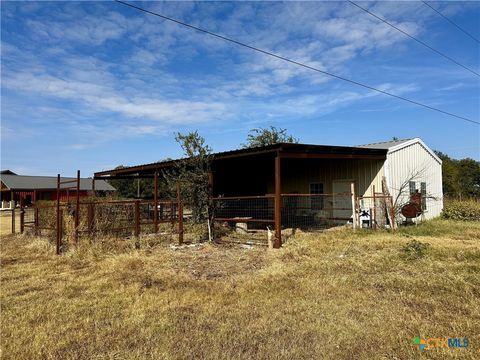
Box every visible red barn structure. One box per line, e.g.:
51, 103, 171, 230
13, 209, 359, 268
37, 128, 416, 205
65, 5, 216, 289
0, 171, 116, 208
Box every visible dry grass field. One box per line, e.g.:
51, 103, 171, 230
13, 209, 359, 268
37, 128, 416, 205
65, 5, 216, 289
1, 219, 479, 359
0, 211, 19, 236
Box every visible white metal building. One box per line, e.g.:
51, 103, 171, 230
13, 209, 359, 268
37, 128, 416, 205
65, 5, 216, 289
360, 138, 443, 220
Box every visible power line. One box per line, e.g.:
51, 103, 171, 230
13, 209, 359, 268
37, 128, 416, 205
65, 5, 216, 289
348, 1, 480, 77
115, 0, 479, 125
422, 1, 480, 44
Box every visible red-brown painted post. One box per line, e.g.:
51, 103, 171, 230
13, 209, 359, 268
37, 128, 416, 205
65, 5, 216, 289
34, 206, 39, 236
56, 174, 61, 255
134, 200, 140, 238
350, 182, 356, 230
207, 171, 214, 241
372, 185, 377, 230
154, 172, 159, 233
59, 209, 63, 250
19, 198, 24, 233
177, 182, 183, 245
11, 208, 15, 234
74, 170, 80, 244
274, 155, 282, 248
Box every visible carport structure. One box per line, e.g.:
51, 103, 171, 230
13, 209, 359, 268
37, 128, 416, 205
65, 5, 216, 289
94, 143, 388, 247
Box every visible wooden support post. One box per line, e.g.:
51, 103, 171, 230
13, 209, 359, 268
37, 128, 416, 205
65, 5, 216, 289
274, 155, 282, 248
56, 174, 61, 255
33, 190, 37, 204
134, 200, 140, 238
351, 182, 356, 230
11, 208, 15, 234
91, 178, 95, 197
59, 209, 63, 249
177, 182, 184, 245
34, 206, 39, 236
154, 172, 159, 233
207, 171, 214, 241
20, 198, 25, 233
372, 185, 377, 230
390, 196, 396, 231
75, 170, 80, 244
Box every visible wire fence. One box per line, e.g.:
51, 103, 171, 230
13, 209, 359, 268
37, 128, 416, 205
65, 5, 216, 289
12, 191, 395, 251
356, 194, 395, 229
282, 193, 354, 230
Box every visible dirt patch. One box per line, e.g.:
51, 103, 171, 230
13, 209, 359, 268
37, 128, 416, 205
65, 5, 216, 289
168, 242, 269, 280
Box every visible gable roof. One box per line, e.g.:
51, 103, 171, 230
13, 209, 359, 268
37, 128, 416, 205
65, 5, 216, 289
359, 138, 442, 164
0, 174, 116, 191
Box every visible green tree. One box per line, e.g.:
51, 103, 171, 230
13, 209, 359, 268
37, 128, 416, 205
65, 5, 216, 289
435, 151, 480, 199
165, 131, 213, 225
458, 158, 480, 198
242, 126, 298, 148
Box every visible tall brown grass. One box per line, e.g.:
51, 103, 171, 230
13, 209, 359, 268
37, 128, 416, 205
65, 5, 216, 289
1, 219, 479, 359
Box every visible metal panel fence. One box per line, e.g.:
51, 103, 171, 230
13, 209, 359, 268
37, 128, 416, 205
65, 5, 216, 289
281, 193, 355, 230
20, 198, 183, 254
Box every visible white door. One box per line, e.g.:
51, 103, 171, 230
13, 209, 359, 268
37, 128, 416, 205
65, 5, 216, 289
332, 180, 353, 224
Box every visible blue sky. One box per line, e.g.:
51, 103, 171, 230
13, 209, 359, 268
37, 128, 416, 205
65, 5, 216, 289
1, 1, 479, 176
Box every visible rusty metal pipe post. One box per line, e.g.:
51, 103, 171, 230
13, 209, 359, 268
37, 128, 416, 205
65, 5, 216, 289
274, 155, 282, 248
177, 182, 184, 245
134, 200, 140, 238
154, 172, 159, 233
74, 170, 80, 244
34, 206, 39, 236
19, 198, 24, 233
56, 174, 61, 255
350, 182, 356, 230
372, 185, 377, 230
11, 208, 15, 234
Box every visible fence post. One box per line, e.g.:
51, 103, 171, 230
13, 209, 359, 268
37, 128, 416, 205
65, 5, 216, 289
56, 174, 61, 255
134, 200, 140, 238
34, 206, 39, 236
177, 182, 184, 245
20, 198, 25, 234
351, 182, 356, 230
75, 170, 80, 244
11, 208, 15, 234
372, 185, 377, 230
274, 155, 282, 248
154, 172, 159, 233
207, 171, 214, 241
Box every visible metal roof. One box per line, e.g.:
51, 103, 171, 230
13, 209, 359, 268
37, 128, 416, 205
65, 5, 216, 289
358, 138, 442, 164
94, 142, 387, 178
0, 174, 116, 191
357, 138, 413, 149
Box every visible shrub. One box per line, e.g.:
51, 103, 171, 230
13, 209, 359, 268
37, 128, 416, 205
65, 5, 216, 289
442, 199, 480, 221
401, 239, 430, 260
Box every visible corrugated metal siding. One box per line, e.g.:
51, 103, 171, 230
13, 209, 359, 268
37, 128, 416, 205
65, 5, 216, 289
267, 158, 385, 197
386, 142, 443, 220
